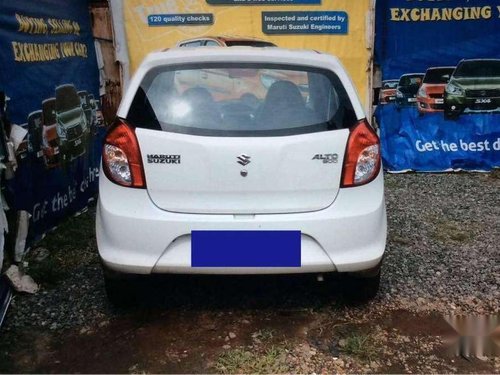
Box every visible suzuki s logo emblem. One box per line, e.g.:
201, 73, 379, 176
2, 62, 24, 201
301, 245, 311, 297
237, 154, 251, 166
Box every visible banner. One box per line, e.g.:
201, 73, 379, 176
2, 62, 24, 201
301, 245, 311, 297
375, 0, 500, 172
0, 0, 103, 246
118, 0, 372, 108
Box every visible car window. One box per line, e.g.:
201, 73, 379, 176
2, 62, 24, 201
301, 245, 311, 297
42, 99, 56, 125
127, 63, 356, 137
204, 40, 220, 46
382, 81, 398, 89
55, 85, 80, 113
423, 68, 454, 84
399, 75, 422, 86
179, 41, 202, 47
454, 60, 500, 78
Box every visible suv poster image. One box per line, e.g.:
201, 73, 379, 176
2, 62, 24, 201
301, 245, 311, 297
374, 0, 500, 172
444, 59, 500, 120
55, 84, 88, 163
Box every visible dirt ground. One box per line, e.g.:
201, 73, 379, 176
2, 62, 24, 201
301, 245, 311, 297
0, 173, 499, 374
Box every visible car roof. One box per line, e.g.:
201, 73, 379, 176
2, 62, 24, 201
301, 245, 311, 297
141, 47, 340, 76
42, 97, 55, 104
400, 73, 424, 77
425, 66, 455, 71
459, 58, 500, 63
145, 47, 335, 70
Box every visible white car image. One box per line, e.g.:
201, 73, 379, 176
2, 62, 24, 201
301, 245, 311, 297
96, 47, 387, 306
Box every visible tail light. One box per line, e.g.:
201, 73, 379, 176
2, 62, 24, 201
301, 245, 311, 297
341, 119, 381, 188
102, 119, 146, 188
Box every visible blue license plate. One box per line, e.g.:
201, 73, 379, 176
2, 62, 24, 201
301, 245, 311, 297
191, 230, 301, 267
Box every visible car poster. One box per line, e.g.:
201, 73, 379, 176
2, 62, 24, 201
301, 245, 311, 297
0, 0, 102, 246
375, 0, 500, 172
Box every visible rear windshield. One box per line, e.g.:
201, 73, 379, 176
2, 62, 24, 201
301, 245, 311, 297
454, 60, 500, 78
399, 75, 423, 87
423, 68, 454, 84
382, 81, 398, 89
126, 63, 357, 137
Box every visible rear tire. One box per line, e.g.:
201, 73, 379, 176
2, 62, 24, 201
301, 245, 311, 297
341, 267, 381, 303
102, 265, 139, 308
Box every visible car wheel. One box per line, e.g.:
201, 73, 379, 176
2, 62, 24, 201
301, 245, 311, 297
102, 265, 139, 308
341, 267, 381, 303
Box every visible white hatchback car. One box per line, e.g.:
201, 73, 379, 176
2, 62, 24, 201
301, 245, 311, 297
97, 47, 387, 305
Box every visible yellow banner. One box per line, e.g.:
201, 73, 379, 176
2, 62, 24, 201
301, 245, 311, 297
122, 0, 371, 106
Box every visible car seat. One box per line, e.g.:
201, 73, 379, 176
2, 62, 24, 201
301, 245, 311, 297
256, 80, 318, 130
180, 87, 221, 128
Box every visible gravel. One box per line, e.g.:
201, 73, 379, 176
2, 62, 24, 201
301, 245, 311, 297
3, 172, 500, 331
380, 172, 500, 313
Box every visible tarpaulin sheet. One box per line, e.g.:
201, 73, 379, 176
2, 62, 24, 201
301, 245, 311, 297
0, 0, 102, 247
375, 0, 500, 172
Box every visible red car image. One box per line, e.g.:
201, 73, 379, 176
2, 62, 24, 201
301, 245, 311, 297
379, 80, 398, 104
417, 66, 455, 115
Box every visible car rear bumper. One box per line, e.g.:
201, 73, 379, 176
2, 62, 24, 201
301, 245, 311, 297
97, 171, 386, 275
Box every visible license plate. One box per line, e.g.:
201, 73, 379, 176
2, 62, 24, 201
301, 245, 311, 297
408, 98, 417, 103
389, 96, 395, 101
475, 98, 492, 104
191, 230, 301, 267
36, 150, 44, 158
435, 99, 444, 104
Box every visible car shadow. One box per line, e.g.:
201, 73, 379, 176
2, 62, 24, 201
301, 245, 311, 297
111, 273, 360, 313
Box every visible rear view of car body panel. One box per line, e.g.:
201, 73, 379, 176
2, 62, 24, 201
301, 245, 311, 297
97, 48, 385, 276
97, 169, 386, 275
138, 128, 348, 214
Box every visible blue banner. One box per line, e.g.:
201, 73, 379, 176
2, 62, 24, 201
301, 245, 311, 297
375, 0, 500, 172
0, 0, 102, 246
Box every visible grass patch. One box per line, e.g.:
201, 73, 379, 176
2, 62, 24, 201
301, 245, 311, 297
489, 169, 500, 179
391, 234, 411, 246
340, 333, 379, 361
384, 177, 398, 189
431, 219, 473, 243
252, 328, 276, 342
215, 346, 289, 374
